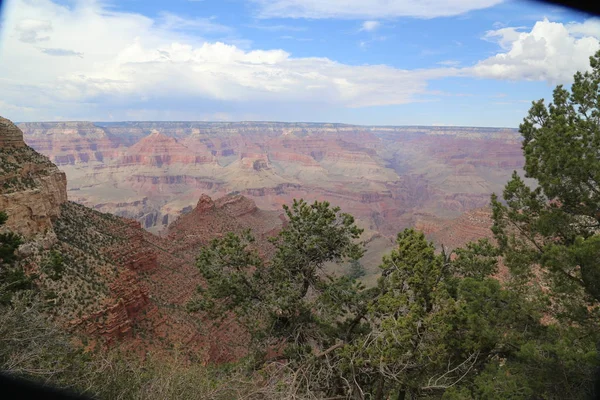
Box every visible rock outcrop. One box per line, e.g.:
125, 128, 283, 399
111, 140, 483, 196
0, 116, 26, 148
0, 117, 67, 237
423, 207, 494, 250
167, 193, 283, 257
2, 115, 521, 363
1, 115, 289, 361
70, 269, 150, 344
110, 219, 159, 272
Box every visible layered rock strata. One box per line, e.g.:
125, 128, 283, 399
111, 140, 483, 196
0, 117, 67, 237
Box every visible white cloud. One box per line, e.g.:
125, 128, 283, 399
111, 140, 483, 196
251, 0, 504, 19
4, 0, 598, 123
357, 35, 388, 49
481, 26, 525, 50
473, 19, 600, 83
0, 0, 460, 121
15, 18, 52, 43
566, 18, 600, 39
360, 21, 380, 32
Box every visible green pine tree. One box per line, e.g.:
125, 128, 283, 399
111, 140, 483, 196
347, 259, 366, 280
489, 50, 600, 398
0, 210, 32, 304
341, 230, 544, 399
192, 199, 368, 376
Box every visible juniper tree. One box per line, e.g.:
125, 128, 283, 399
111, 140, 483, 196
0, 211, 32, 304
192, 199, 368, 370
489, 50, 600, 398
347, 259, 366, 280
340, 230, 546, 400
194, 209, 554, 398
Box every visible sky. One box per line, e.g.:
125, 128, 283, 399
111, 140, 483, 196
0, 0, 599, 127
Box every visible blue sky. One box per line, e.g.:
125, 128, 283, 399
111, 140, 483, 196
0, 0, 599, 127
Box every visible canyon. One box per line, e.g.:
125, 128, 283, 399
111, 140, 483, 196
19, 121, 523, 255
1, 116, 517, 360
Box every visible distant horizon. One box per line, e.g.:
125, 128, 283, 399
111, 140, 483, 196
14, 119, 520, 130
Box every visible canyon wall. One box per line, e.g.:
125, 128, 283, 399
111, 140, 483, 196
1, 117, 67, 237
19, 121, 524, 245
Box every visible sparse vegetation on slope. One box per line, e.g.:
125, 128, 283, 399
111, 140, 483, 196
0, 147, 56, 193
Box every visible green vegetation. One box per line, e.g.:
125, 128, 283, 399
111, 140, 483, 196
488, 49, 600, 399
190, 51, 600, 398
0, 211, 33, 305
43, 250, 65, 281
194, 215, 557, 398
0, 291, 280, 400
347, 259, 366, 280
192, 198, 366, 368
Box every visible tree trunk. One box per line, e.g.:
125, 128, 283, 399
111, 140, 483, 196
374, 378, 385, 400
397, 388, 406, 400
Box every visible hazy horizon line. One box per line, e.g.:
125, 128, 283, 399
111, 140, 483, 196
14, 120, 519, 130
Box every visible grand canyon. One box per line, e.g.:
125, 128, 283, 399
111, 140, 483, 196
1, 116, 524, 351
18, 121, 524, 273
0, 114, 525, 366
3, 0, 599, 396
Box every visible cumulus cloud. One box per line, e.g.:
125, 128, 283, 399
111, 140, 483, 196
481, 26, 525, 50
473, 19, 600, 83
250, 0, 504, 19
0, 0, 460, 121
360, 21, 380, 32
566, 18, 600, 38
3, 0, 599, 123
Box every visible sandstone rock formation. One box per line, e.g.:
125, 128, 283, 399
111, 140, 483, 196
1, 117, 67, 237
419, 207, 494, 250
47, 195, 280, 359
0, 116, 26, 148
167, 193, 283, 258
2, 114, 516, 364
